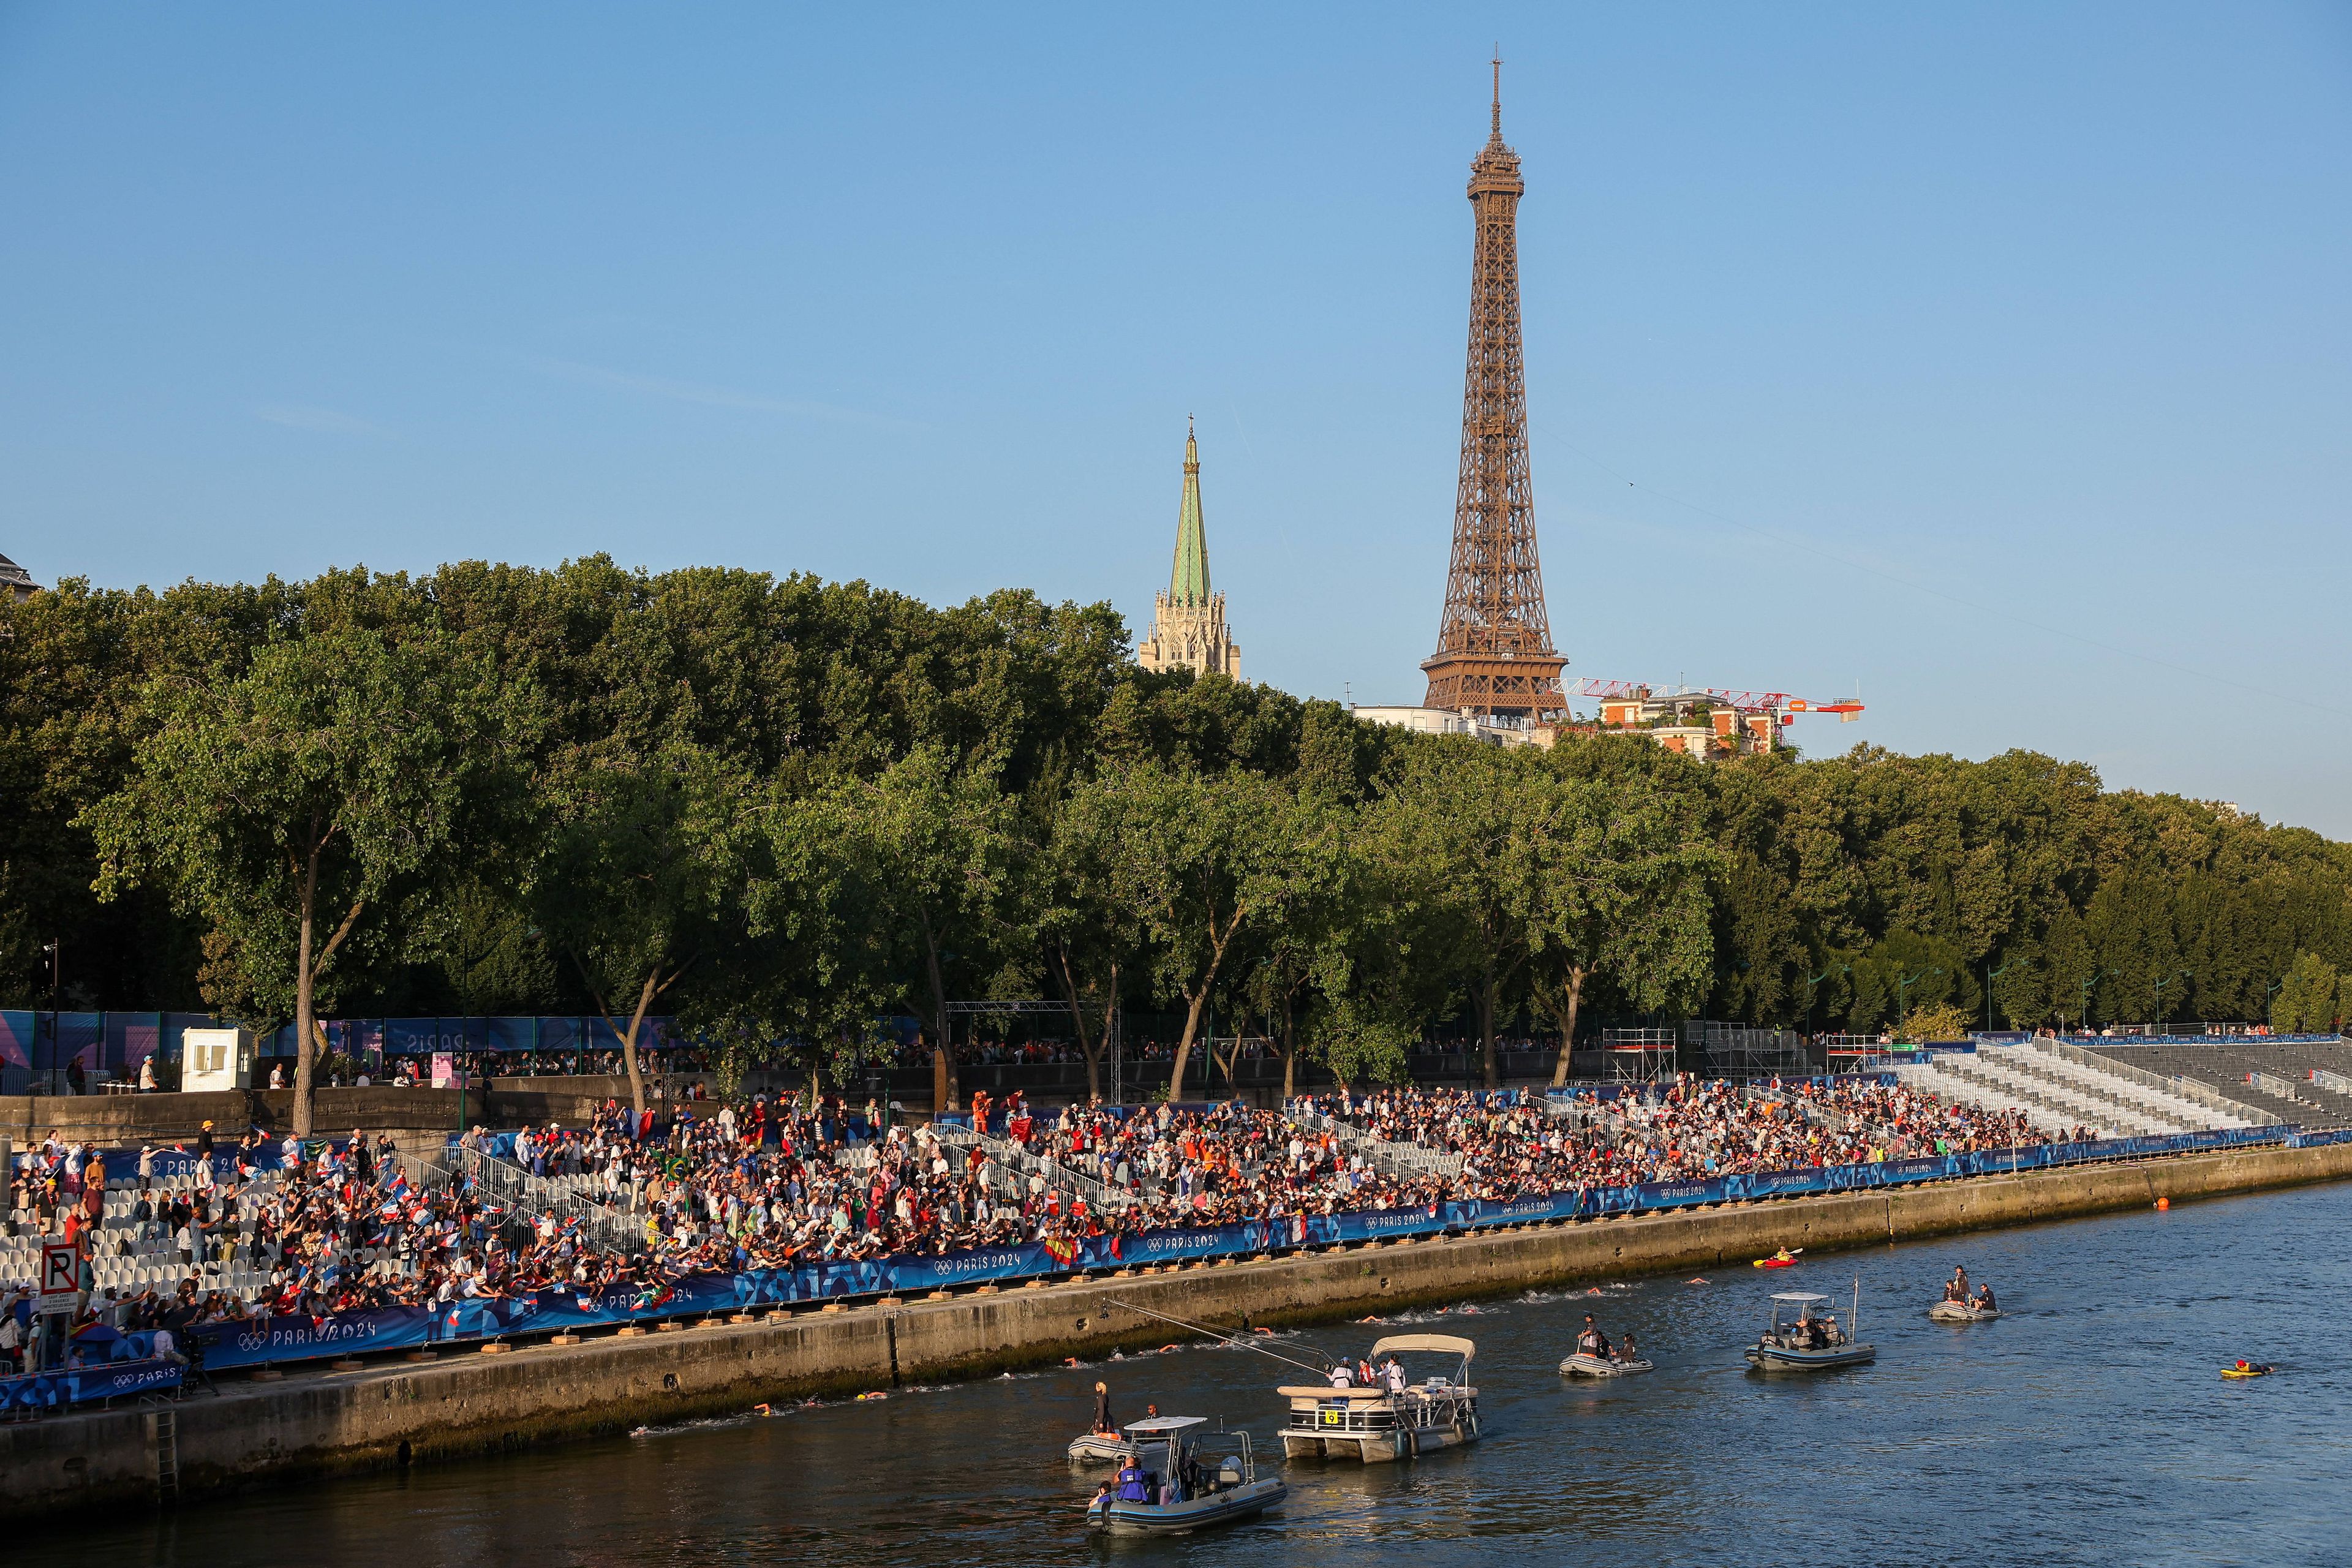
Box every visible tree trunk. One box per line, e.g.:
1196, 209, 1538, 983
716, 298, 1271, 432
1278, 995, 1297, 1102
1549, 965, 1587, 1088
293, 845, 319, 1139
1475, 968, 1501, 1091
1166, 918, 1239, 1101
919, 910, 958, 1111
1053, 943, 1102, 1103
1168, 986, 1211, 1103
621, 968, 658, 1125
1102, 962, 1120, 1104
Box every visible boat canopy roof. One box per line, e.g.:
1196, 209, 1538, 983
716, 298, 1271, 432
1771, 1292, 1830, 1303
1123, 1415, 1208, 1436
1369, 1334, 1475, 1360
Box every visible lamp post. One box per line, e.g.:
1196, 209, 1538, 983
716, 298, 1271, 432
1985, 960, 2016, 1035
2073, 968, 2115, 1036
2152, 970, 2190, 1034
39, 939, 59, 1095
1804, 964, 1849, 1040
1895, 967, 1943, 1039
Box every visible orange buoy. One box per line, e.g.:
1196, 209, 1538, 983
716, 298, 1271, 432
2155, 1197, 2170, 1211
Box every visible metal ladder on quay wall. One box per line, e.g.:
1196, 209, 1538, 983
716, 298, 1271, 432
150, 1406, 179, 1502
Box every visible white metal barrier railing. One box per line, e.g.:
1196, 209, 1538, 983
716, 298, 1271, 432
454, 1145, 649, 1254
1292, 1107, 1466, 1180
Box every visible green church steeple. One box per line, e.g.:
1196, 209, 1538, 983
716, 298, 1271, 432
1168, 417, 1211, 608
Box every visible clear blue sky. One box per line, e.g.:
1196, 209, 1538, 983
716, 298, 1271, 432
3, 5, 2348, 832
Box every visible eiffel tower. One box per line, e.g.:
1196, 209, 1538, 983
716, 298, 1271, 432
1419, 57, 1566, 719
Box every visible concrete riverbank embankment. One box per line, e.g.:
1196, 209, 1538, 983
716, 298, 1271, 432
7, 1138, 2349, 1523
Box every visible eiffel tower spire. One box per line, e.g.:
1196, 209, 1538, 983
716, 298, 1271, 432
1420, 56, 1566, 718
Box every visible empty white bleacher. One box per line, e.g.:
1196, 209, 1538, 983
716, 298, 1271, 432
1918, 1052, 2136, 1135
1891, 1057, 2079, 1139
1982, 1045, 2223, 1132
2026, 1049, 2245, 1129
2029, 1039, 2280, 1129
1956, 1046, 2185, 1134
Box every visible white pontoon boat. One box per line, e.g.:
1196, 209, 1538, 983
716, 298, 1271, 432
1279, 1333, 1482, 1462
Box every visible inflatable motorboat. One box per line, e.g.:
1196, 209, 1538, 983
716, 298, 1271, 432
1068, 1431, 1136, 1464
1928, 1300, 1999, 1324
1746, 1289, 1875, 1373
1085, 1417, 1284, 1536
1558, 1351, 1655, 1378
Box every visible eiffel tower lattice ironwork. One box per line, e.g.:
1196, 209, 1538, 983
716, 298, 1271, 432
1420, 56, 1566, 719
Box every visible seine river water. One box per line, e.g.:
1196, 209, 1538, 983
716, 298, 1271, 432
43, 1182, 2352, 1567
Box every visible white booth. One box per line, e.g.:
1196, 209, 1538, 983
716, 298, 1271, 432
180, 1027, 255, 1092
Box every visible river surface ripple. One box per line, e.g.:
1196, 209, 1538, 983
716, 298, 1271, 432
40, 1181, 2352, 1567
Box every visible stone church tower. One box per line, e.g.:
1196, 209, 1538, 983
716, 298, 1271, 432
1136, 420, 1241, 679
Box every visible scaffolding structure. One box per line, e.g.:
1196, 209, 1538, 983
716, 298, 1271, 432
1598, 1027, 1678, 1084
1685, 1021, 1809, 1080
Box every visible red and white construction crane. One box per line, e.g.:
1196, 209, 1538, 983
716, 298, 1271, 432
1563, 678, 1864, 728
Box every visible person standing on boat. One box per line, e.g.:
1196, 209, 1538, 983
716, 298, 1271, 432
1328, 1361, 1354, 1388
1947, 1264, 1969, 1303
1115, 1460, 1153, 1504
1091, 1381, 1117, 1436
1383, 1356, 1406, 1393
1577, 1314, 1611, 1359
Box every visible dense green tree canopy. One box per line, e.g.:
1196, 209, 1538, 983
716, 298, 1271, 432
2, 557, 2343, 1118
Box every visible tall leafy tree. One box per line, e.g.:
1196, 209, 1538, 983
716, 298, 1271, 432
1528, 775, 1717, 1086
531, 741, 869, 1117
2272, 952, 2342, 1033
85, 627, 513, 1134
1370, 745, 1554, 1090
1028, 792, 1137, 1102
832, 744, 1015, 1110
1068, 763, 1325, 1098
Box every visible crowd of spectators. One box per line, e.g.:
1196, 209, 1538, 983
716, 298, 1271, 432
6, 1069, 2097, 1366
1320, 1075, 2066, 1193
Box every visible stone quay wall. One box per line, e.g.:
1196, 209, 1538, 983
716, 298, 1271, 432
6, 1137, 2347, 1523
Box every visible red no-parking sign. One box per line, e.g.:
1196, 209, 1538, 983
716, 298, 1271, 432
38, 1238, 78, 1316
